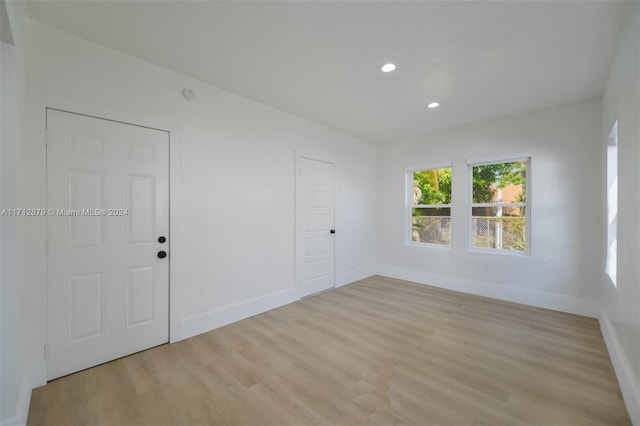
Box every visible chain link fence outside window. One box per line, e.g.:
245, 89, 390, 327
412, 216, 525, 251
472, 216, 525, 251
412, 216, 451, 245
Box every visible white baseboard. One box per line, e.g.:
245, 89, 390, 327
336, 265, 376, 288
376, 265, 598, 318
1, 360, 45, 426
599, 308, 640, 426
179, 288, 298, 341
178, 266, 376, 342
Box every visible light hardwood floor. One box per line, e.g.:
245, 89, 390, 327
28, 276, 631, 425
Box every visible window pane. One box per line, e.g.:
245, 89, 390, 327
471, 206, 526, 251
472, 160, 527, 204
412, 207, 451, 245
412, 168, 452, 205
606, 122, 618, 286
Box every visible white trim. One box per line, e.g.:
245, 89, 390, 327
465, 152, 532, 166
467, 156, 531, 255
41, 97, 184, 344
405, 161, 453, 173
43, 95, 176, 134
376, 265, 598, 318
295, 149, 336, 166
179, 288, 298, 341
599, 308, 640, 426
168, 127, 183, 343
406, 164, 453, 246
605, 121, 618, 288
405, 241, 452, 250
295, 153, 336, 299
527, 156, 533, 254
413, 204, 452, 208
336, 265, 375, 288
471, 202, 526, 208
0, 361, 46, 426
466, 246, 530, 257
406, 169, 413, 244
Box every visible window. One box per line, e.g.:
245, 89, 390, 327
408, 166, 452, 245
606, 122, 618, 286
469, 158, 529, 253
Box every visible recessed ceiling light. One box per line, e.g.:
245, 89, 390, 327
381, 63, 396, 73
427, 102, 440, 108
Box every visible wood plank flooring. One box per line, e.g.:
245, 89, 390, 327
28, 276, 631, 425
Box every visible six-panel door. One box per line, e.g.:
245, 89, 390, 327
46, 109, 169, 380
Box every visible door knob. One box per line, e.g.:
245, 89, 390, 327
330, 229, 335, 234
157, 251, 167, 259
158, 236, 166, 243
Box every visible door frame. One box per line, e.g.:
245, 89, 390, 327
42, 96, 183, 349
294, 152, 336, 299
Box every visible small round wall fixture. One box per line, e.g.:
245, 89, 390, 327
427, 102, 440, 108
381, 63, 396, 73
183, 88, 195, 100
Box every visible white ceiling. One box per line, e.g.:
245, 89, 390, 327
26, 1, 628, 143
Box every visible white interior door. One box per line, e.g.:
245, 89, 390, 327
296, 157, 335, 298
46, 109, 169, 380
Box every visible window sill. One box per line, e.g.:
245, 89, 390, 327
405, 241, 452, 249
466, 247, 531, 257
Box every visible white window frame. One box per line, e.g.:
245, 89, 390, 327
605, 122, 618, 287
406, 162, 452, 247
466, 154, 531, 255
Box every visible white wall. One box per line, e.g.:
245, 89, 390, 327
1, 3, 32, 424
377, 99, 603, 317
1, 41, 18, 424
6, 16, 376, 425
600, 2, 640, 424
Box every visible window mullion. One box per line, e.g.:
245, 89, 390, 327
414, 204, 452, 208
